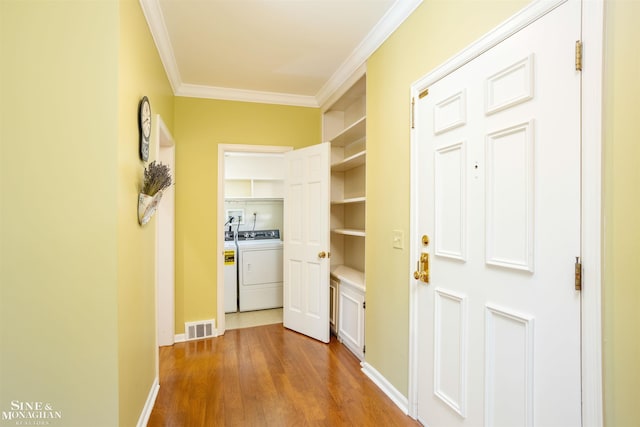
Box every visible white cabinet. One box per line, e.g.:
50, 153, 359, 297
324, 73, 366, 358
337, 278, 365, 360
330, 267, 366, 357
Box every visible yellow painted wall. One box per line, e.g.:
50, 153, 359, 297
117, 0, 175, 426
1, 0, 174, 425
365, 0, 528, 396
602, 1, 640, 425
0, 1, 120, 425
173, 98, 320, 333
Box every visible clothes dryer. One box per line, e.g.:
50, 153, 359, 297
237, 230, 283, 312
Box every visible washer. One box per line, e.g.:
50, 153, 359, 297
237, 230, 283, 312
223, 230, 238, 313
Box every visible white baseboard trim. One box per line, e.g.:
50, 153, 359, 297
174, 333, 185, 343
361, 362, 410, 414
136, 376, 159, 427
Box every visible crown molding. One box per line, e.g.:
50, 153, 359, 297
316, 0, 423, 109
176, 84, 319, 107
139, 0, 181, 93
140, 0, 423, 107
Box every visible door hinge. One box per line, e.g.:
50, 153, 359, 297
363, 345, 366, 354
575, 256, 582, 290
363, 301, 366, 309
411, 97, 415, 129
575, 40, 583, 71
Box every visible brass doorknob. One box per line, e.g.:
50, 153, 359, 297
318, 251, 327, 259
413, 270, 428, 281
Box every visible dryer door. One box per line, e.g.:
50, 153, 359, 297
240, 247, 283, 286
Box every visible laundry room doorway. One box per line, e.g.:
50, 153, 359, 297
216, 144, 292, 333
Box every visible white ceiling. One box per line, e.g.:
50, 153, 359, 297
140, 0, 422, 107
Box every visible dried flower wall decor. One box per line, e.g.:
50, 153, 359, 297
142, 161, 172, 196
138, 161, 173, 226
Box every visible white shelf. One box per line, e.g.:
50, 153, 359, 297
331, 150, 366, 172
330, 116, 366, 147
332, 228, 365, 237
224, 178, 283, 199
331, 265, 365, 292
331, 197, 365, 205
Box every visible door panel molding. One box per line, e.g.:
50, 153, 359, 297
485, 121, 535, 272
434, 141, 467, 261
485, 54, 534, 115
484, 304, 534, 427
434, 288, 468, 417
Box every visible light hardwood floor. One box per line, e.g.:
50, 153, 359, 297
148, 323, 421, 426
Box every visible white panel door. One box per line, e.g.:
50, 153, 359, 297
283, 142, 331, 343
414, 1, 581, 426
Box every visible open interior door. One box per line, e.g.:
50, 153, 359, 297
283, 142, 330, 343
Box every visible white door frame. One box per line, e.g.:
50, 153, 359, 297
216, 144, 292, 334
155, 115, 176, 373
408, 0, 603, 424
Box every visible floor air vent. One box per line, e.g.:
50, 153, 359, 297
185, 319, 216, 341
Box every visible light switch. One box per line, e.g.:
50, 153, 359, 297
392, 229, 404, 249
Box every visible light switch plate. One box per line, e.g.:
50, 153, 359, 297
392, 229, 404, 249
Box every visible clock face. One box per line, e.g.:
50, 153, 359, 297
139, 97, 151, 161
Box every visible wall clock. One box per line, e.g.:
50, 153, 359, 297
138, 96, 151, 161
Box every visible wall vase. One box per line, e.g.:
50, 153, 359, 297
138, 191, 163, 226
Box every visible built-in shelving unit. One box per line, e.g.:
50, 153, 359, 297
324, 73, 366, 360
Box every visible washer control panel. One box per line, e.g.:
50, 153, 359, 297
237, 229, 280, 241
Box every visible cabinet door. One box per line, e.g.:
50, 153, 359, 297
338, 284, 365, 359
283, 143, 331, 343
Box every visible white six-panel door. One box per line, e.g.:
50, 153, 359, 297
283, 143, 331, 343
413, 1, 582, 425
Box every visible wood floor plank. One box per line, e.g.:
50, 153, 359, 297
148, 323, 421, 426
